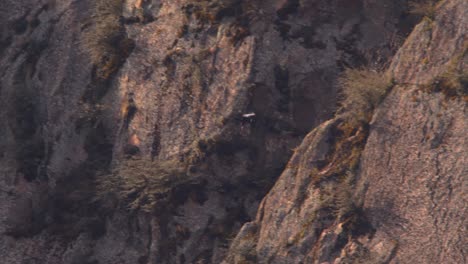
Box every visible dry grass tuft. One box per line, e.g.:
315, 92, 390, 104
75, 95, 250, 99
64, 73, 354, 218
434, 70, 468, 98
96, 158, 200, 212
408, 0, 439, 19
338, 68, 393, 124
81, 0, 133, 80
334, 173, 357, 220
431, 49, 468, 98
419, 46, 468, 99
303, 66, 395, 250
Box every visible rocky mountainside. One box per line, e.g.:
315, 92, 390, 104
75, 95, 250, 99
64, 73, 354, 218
0, 0, 465, 263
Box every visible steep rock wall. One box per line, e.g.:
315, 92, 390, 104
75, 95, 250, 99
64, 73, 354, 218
224, 0, 466, 263
1, 0, 416, 263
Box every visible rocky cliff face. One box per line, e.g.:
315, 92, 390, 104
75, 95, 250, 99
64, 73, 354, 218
224, 0, 467, 263
0, 0, 465, 263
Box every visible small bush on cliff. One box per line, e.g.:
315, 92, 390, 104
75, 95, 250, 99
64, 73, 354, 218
338, 68, 393, 123
430, 49, 468, 98
81, 0, 122, 63
185, 0, 243, 23
434, 70, 468, 98
408, 0, 439, 19
81, 0, 134, 80
96, 158, 200, 212
334, 174, 357, 220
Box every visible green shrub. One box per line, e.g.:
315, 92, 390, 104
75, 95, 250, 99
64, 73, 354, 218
338, 68, 393, 123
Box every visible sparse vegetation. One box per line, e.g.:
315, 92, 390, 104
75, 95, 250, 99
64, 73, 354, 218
433, 69, 468, 98
224, 224, 258, 263
181, 0, 252, 45
308, 122, 371, 239
81, 0, 134, 80
408, 0, 439, 19
429, 49, 468, 98
334, 174, 358, 221
311, 120, 368, 186
317, 66, 393, 185
182, 1, 219, 24
303, 66, 394, 248
186, 137, 217, 164
94, 132, 231, 213
305, 29, 465, 257
338, 68, 393, 125
184, 0, 243, 24
95, 158, 201, 212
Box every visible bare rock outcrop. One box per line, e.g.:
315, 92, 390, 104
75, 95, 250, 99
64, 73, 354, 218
224, 0, 467, 263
